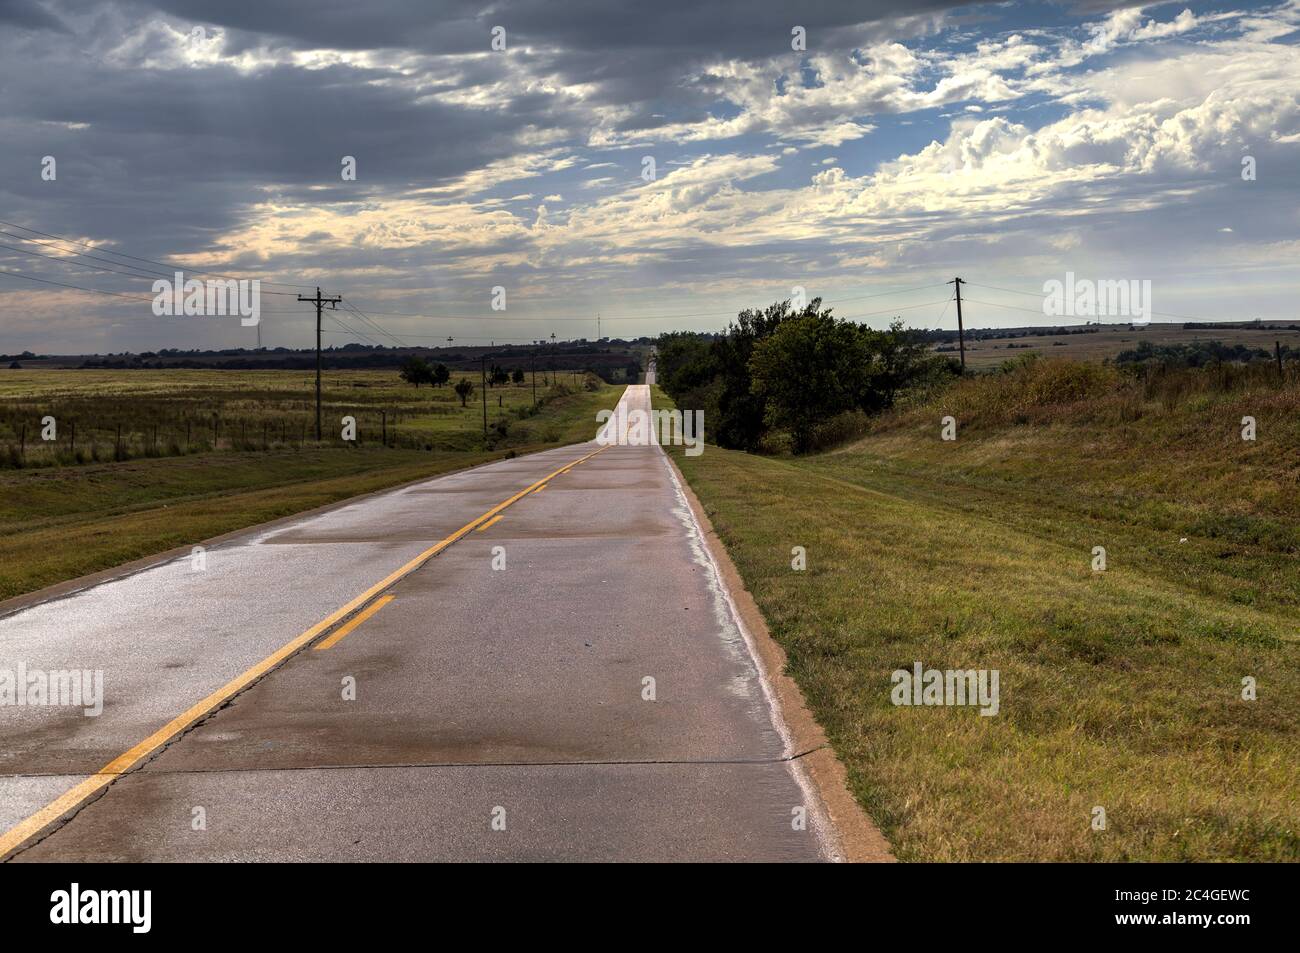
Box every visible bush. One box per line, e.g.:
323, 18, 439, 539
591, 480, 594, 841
806, 410, 873, 453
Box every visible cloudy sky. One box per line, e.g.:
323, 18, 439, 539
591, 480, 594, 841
1, 0, 1297, 353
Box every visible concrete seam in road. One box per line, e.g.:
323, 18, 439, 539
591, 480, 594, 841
0, 746, 832, 781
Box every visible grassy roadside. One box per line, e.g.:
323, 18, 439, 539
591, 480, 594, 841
1, 378, 620, 601
664, 364, 1299, 861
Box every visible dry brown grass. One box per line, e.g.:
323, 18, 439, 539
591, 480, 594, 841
668, 357, 1300, 860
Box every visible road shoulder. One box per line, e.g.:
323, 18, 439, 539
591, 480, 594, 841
665, 451, 895, 863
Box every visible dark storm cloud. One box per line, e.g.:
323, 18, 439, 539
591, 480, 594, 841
139, 0, 991, 131
144, 0, 969, 55
0, 6, 581, 276
0, 0, 979, 283
1, 0, 1293, 354
0, 0, 67, 31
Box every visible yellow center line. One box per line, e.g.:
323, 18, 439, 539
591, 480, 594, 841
0, 442, 609, 860
533, 483, 547, 493
475, 514, 503, 532
313, 595, 394, 651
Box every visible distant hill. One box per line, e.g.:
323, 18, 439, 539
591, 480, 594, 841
3, 339, 652, 383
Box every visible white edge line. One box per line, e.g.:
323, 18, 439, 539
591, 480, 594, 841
658, 447, 843, 863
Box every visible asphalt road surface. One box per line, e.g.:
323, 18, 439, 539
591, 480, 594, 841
1, 383, 833, 861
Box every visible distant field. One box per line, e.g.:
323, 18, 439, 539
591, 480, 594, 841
0, 367, 609, 464
0, 368, 619, 600
944, 322, 1300, 369
668, 360, 1300, 861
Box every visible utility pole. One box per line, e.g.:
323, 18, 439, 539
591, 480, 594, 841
948, 277, 966, 371
480, 352, 488, 443
297, 286, 342, 440
531, 351, 537, 407
550, 332, 557, 385
597, 312, 601, 342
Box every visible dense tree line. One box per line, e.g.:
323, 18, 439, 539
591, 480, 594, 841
1116, 339, 1294, 368
656, 298, 956, 454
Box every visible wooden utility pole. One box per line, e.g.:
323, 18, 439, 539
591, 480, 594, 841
297, 287, 342, 441
480, 353, 488, 442
949, 277, 966, 370
531, 352, 537, 407
1276, 340, 1284, 379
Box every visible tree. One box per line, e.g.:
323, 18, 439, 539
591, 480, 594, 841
863, 321, 938, 411
399, 356, 432, 388
431, 363, 450, 387
511, 367, 525, 384
749, 310, 866, 453
490, 364, 510, 386
454, 377, 475, 407
658, 298, 941, 454
750, 315, 943, 453
710, 299, 804, 450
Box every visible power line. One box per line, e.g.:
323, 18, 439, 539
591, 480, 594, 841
840, 298, 953, 321
963, 281, 1283, 323
0, 232, 180, 280
338, 282, 953, 324
0, 238, 177, 284
0, 268, 153, 301
338, 297, 409, 348
320, 330, 546, 343
935, 294, 955, 326
0, 265, 329, 318
326, 314, 384, 347
960, 296, 1051, 317
0, 219, 313, 293
0, 221, 956, 329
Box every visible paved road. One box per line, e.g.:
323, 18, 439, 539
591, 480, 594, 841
1, 384, 832, 861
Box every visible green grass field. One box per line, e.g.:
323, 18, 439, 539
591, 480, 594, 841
667, 359, 1299, 861
0, 367, 608, 463
0, 369, 619, 600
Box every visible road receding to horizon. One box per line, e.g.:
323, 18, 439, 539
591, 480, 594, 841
1, 382, 835, 862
